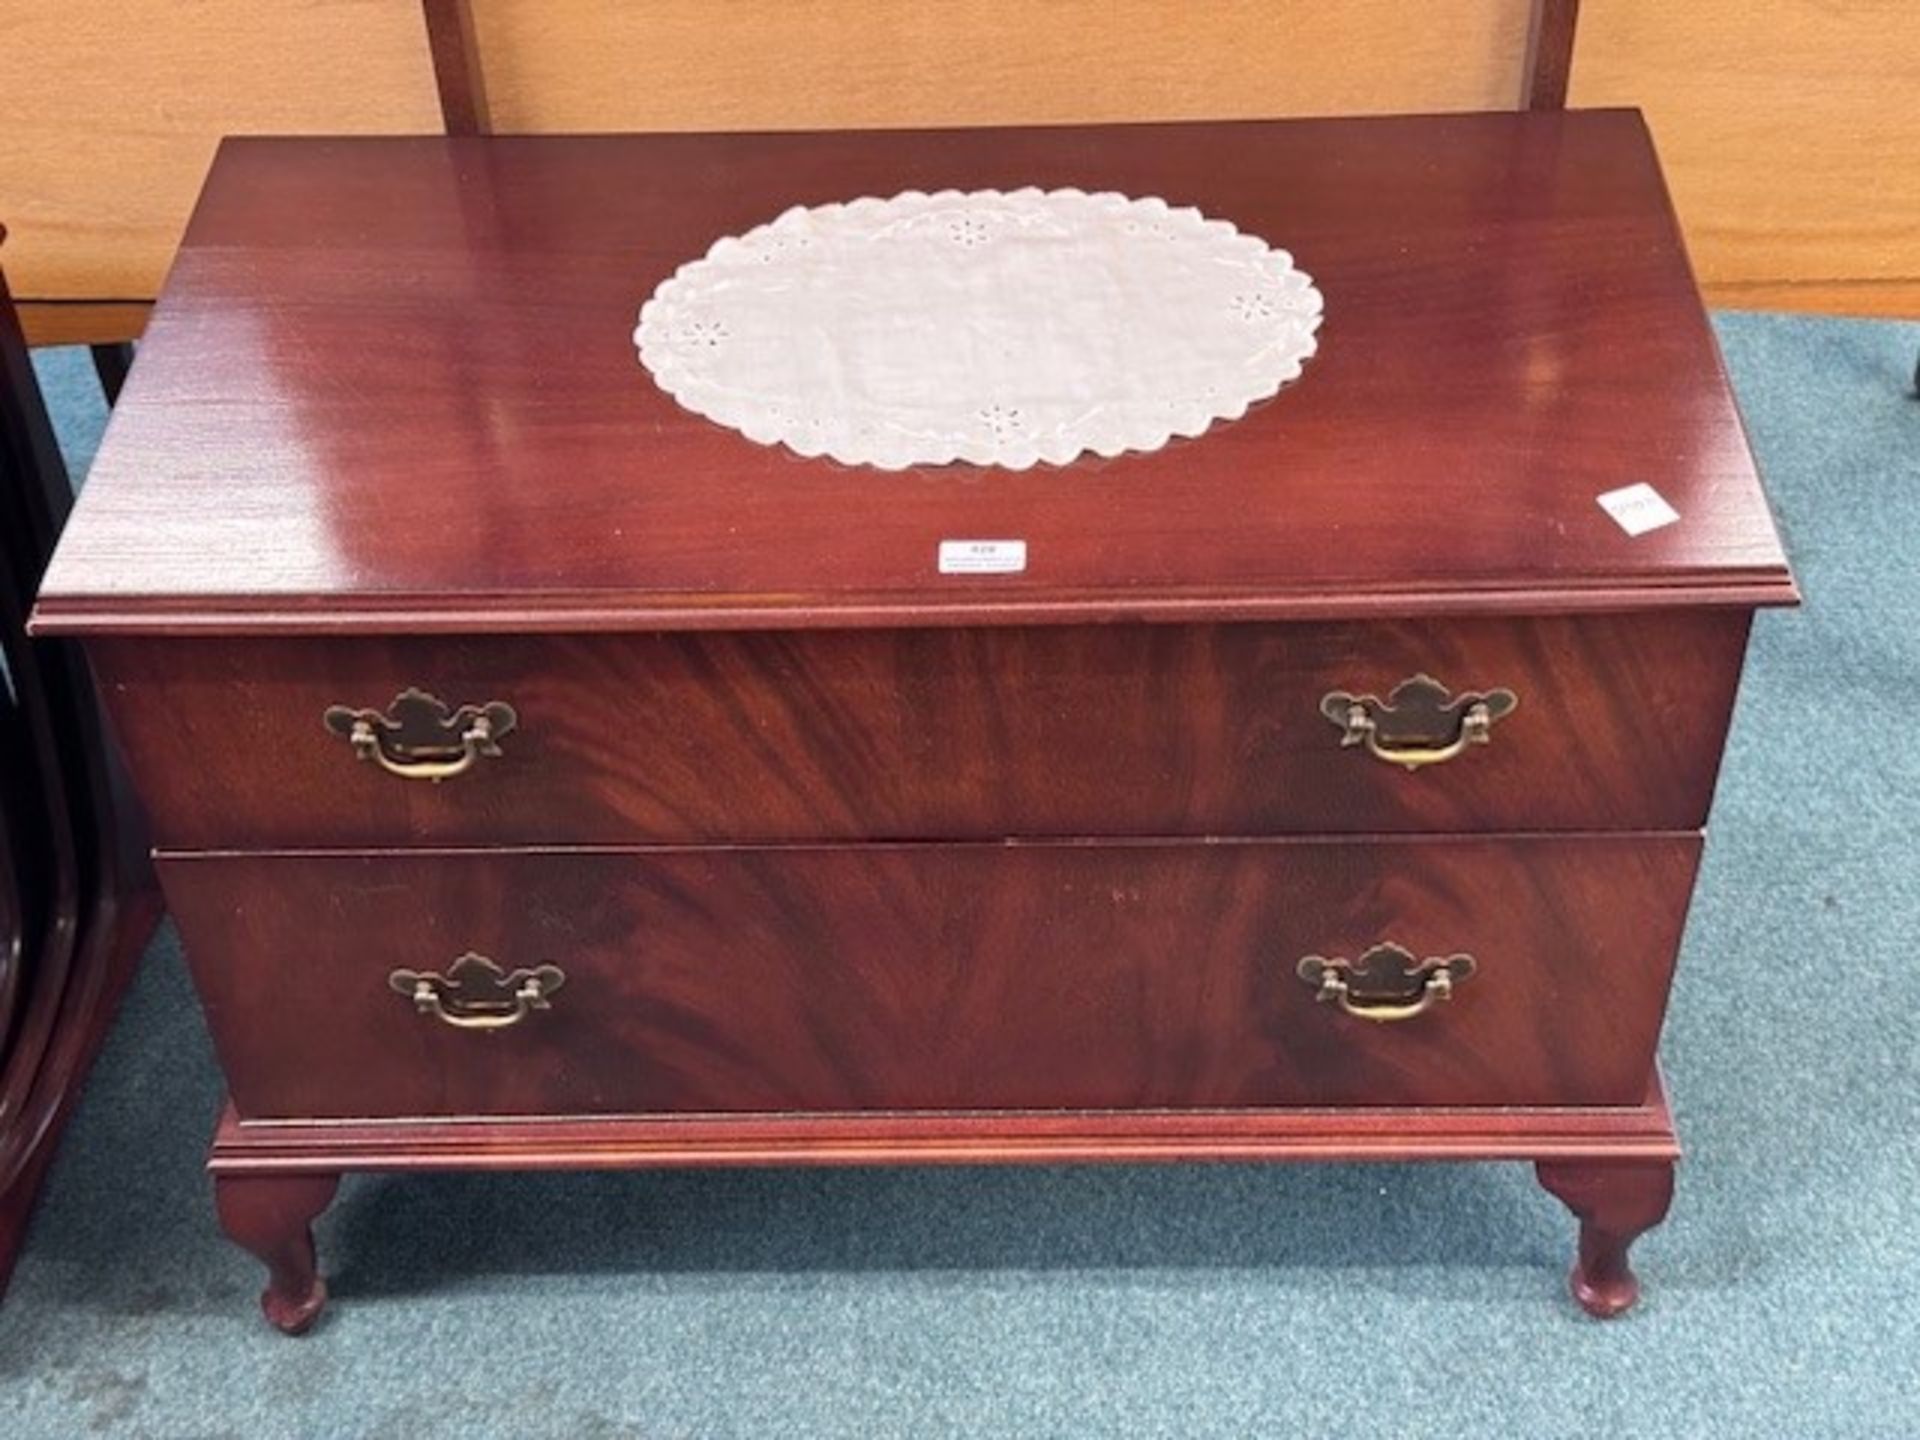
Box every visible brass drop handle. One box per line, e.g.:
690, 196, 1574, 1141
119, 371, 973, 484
1297, 944, 1476, 1023
1340, 704, 1491, 771
1321, 674, 1516, 772
345, 713, 495, 781
390, 952, 566, 1031
324, 687, 516, 783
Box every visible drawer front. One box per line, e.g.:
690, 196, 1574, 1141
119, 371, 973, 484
98, 613, 1747, 848
159, 836, 1699, 1121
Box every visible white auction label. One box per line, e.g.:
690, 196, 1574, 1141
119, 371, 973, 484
1597, 483, 1681, 537
938, 539, 1027, 575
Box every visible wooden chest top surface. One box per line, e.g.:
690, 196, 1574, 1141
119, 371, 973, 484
37, 110, 1793, 636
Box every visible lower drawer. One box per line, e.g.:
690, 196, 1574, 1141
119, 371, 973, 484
159, 836, 1699, 1121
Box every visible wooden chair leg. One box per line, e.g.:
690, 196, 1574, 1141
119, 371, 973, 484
89, 342, 134, 406
1535, 1158, 1675, 1317
214, 1172, 342, 1335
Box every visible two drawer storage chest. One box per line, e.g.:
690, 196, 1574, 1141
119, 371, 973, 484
35, 111, 1796, 1330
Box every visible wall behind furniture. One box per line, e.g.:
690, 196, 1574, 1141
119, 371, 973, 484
1, 0, 1913, 342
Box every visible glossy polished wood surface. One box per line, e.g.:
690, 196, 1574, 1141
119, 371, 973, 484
213, 1079, 1680, 1172
35, 111, 1793, 636
96, 611, 1748, 847
1536, 1156, 1675, 1318
160, 836, 1698, 1120
33, 114, 1780, 1326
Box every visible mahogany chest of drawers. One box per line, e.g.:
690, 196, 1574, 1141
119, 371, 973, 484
34, 111, 1795, 1331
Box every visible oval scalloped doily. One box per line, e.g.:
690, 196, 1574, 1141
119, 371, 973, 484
634, 188, 1323, 471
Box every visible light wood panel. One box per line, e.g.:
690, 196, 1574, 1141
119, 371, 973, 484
0, 0, 441, 305
0, 0, 1914, 327
1574, 0, 1920, 316
469, 0, 1532, 131
14, 302, 151, 348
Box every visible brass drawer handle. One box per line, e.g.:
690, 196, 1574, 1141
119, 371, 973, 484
389, 952, 566, 1031
324, 687, 517, 782
1320, 673, 1516, 772
1297, 943, 1476, 1023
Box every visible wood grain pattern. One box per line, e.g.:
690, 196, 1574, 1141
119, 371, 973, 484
34, 115, 1793, 637
15, 88, 1772, 1327
0, 0, 441, 304
93, 612, 1751, 848
468, 0, 1532, 133
210, 1079, 1680, 1173
0, 0, 1528, 308
1703, 279, 1920, 322
157, 836, 1700, 1120
1573, 0, 1920, 311
3, 1, 1909, 317
13, 303, 149, 350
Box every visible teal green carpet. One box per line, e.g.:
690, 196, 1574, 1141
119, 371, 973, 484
1, 313, 1916, 1438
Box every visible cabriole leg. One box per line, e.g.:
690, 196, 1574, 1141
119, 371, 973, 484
213, 1171, 341, 1335
1534, 1158, 1674, 1318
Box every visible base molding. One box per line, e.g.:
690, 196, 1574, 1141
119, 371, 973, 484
211, 1075, 1677, 1175
209, 1075, 1679, 1330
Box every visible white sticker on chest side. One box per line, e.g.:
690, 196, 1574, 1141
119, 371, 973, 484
938, 539, 1027, 575
1597, 483, 1681, 537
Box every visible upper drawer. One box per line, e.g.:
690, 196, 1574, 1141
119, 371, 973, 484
92, 611, 1750, 848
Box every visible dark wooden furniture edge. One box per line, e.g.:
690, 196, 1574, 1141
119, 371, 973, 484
0, 233, 161, 1301
1522, 0, 1581, 110
211, 1076, 1678, 1328
209, 1073, 1678, 1173
30, 572, 1800, 638
420, 0, 488, 137
32, 111, 1794, 634
153, 831, 1705, 861
0, 889, 162, 1284
88, 343, 133, 406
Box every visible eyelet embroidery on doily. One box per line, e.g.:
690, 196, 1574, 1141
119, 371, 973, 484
948, 216, 993, 248
675, 319, 730, 349
634, 188, 1323, 471
977, 404, 1028, 438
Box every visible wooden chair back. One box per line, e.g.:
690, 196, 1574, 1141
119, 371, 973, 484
422, 0, 1582, 137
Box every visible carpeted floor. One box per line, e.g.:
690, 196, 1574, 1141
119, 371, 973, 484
1, 312, 1915, 1438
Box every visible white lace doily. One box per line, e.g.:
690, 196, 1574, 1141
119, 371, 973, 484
634, 188, 1322, 470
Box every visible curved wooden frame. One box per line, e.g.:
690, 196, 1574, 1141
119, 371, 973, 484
0, 230, 160, 1300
